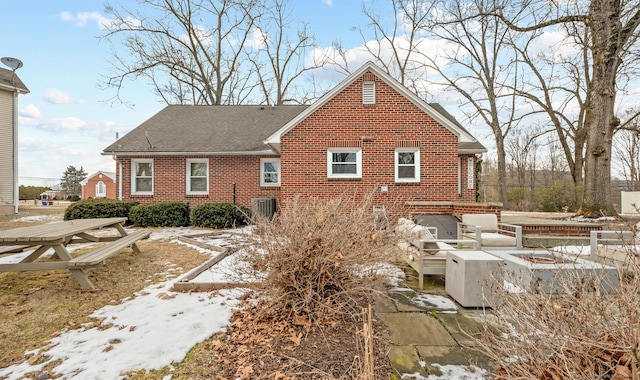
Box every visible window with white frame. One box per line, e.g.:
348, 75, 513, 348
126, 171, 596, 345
362, 81, 375, 104
132, 159, 153, 194
260, 158, 280, 186
395, 148, 420, 182
187, 159, 209, 194
95, 181, 106, 197
327, 148, 362, 178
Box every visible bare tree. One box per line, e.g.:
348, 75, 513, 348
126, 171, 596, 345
507, 21, 590, 207
493, 0, 640, 217
506, 126, 542, 190
505, 126, 544, 210
247, 0, 325, 105
102, 0, 263, 105
330, 0, 434, 97
422, 0, 534, 208
614, 108, 640, 190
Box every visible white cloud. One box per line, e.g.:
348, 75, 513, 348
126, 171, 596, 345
60, 11, 112, 30
44, 88, 85, 105
246, 28, 268, 49
39, 116, 89, 132
20, 104, 41, 118
179, 25, 212, 46
322, 0, 333, 5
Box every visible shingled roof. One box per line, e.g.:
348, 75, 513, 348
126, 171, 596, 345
103, 97, 486, 155
0, 68, 29, 93
103, 105, 309, 155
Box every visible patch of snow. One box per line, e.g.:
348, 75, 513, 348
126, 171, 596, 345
11, 215, 63, 223
410, 294, 457, 312
549, 245, 591, 256
504, 281, 526, 294
148, 227, 199, 241
0, 278, 246, 379
566, 216, 616, 223
401, 364, 488, 379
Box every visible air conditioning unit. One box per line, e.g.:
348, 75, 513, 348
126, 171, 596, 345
251, 198, 276, 221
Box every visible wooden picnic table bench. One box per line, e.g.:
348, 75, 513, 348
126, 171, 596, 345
0, 217, 149, 290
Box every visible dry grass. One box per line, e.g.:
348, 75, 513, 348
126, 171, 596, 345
0, 209, 211, 372
471, 241, 640, 379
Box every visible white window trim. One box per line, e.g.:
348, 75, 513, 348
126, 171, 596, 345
260, 158, 281, 186
95, 181, 106, 198
362, 81, 375, 104
395, 148, 420, 183
186, 158, 209, 195
131, 159, 154, 195
327, 148, 362, 179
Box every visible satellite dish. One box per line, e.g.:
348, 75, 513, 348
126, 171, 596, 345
1, 57, 23, 71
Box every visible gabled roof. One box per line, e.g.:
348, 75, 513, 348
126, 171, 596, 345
103, 62, 486, 157
264, 61, 485, 154
80, 171, 116, 185
102, 105, 309, 156
0, 68, 29, 94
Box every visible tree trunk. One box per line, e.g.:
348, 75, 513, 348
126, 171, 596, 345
580, 0, 622, 217
495, 136, 509, 209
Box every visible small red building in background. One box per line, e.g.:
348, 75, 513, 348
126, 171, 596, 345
81, 171, 117, 199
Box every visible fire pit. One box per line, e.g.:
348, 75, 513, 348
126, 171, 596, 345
486, 250, 619, 294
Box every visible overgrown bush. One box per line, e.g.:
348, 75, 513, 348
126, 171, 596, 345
63, 199, 139, 221
535, 180, 576, 212
190, 202, 250, 228
238, 194, 400, 325
472, 222, 639, 379
129, 202, 190, 227
67, 194, 81, 202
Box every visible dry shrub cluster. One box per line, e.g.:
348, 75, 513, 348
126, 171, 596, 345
473, 228, 640, 380
240, 194, 400, 325
213, 194, 398, 378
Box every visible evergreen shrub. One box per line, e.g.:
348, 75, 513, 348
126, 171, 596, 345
129, 202, 190, 227
64, 199, 139, 221
190, 202, 250, 229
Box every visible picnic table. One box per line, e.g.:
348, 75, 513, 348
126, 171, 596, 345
0, 217, 150, 290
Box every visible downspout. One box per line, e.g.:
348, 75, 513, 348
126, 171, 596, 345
118, 157, 123, 200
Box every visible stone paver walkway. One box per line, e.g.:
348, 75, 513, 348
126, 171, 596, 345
377, 272, 495, 378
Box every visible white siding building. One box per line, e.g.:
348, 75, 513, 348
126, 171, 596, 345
0, 67, 29, 214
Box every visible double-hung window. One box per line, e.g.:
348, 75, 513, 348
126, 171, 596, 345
260, 158, 280, 186
95, 181, 106, 197
132, 159, 153, 194
395, 148, 420, 182
187, 159, 209, 194
327, 148, 362, 179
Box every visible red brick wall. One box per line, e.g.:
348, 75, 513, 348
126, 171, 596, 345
279, 70, 477, 211
117, 155, 280, 208
82, 174, 117, 199
116, 70, 481, 214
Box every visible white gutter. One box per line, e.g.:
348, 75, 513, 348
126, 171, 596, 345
101, 150, 279, 156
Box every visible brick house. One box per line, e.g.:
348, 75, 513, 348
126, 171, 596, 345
102, 62, 492, 217
81, 171, 117, 199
